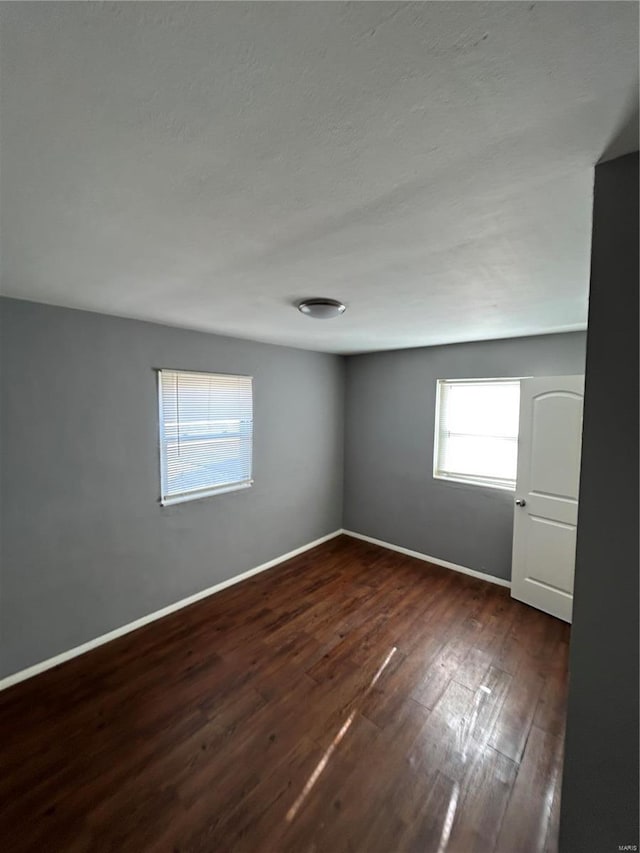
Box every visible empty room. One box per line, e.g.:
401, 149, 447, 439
0, 3, 638, 852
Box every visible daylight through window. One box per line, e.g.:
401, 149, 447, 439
434, 378, 520, 490
158, 369, 253, 505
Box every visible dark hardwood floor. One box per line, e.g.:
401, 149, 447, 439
0, 535, 570, 852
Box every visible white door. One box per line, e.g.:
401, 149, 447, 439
510, 375, 584, 622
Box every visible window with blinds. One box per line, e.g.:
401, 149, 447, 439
434, 378, 520, 490
157, 369, 253, 506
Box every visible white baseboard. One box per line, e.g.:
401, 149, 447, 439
0, 529, 342, 692
342, 529, 511, 589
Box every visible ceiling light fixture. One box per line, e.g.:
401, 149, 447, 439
297, 298, 346, 319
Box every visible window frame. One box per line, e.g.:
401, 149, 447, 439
157, 367, 254, 507
433, 377, 524, 492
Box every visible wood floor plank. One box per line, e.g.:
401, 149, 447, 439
532, 636, 570, 738
494, 725, 565, 853
446, 743, 519, 852
488, 667, 546, 763
0, 535, 570, 852
544, 735, 565, 853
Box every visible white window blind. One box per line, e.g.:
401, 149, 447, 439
158, 369, 253, 506
434, 379, 520, 490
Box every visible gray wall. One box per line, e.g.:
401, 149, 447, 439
560, 153, 639, 850
0, 298, 345, 677
343, 332, 586, 581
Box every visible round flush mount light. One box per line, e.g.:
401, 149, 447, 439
297, 298, 346, 319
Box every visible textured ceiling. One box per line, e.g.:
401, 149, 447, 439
1, 2, 638, 353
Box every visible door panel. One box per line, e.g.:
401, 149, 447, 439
529, 393, 583, 497
525, 516, 576, 593
511, 376, 584, 622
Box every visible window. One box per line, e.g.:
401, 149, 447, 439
434, 378, 520, 490
158, 369, 253, 506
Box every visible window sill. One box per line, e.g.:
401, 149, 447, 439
160, 481, 253, 507
433, 473, 515, 492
